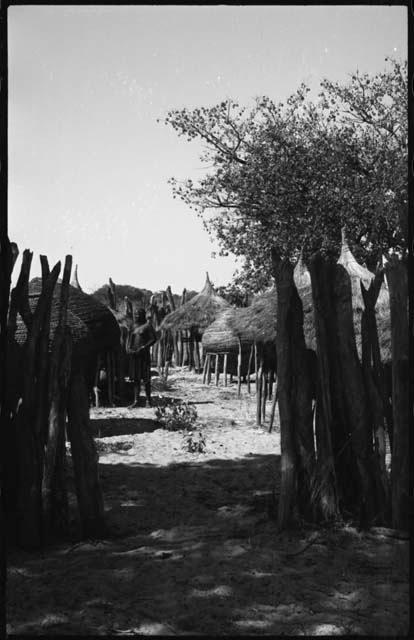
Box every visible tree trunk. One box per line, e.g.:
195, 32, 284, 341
385, 257, 409, 530
66, 367, 106, 539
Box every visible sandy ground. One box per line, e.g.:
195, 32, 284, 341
7, 368, 410, 636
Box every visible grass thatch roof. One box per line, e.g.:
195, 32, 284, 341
160, 273, 230, 335
228, 288, 278, 346
15, 278, 120, 362
204, 242, 391, 365
201, 308, 239, 353
300, 239, 391, 362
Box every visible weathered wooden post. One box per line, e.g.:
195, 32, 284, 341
385, 256, 409, 530
223, 353, 228, 387
67, 365, 106, 539
202, 352, 209, 384
42, 255, 72, 540
268, 377, 279, 433
308, 253, 340, 522
256, 346, 263, 426
247, 345, 253, 394
237, 339, 242, 398
13, 253, 62, 548
206, 353, 212, 385
360, 272, 390, 523
215, 354, 220, 386
261, 368, 267, 423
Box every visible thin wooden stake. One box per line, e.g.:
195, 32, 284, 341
261, 370, 267, 423
237, 340, 242, 397
269, 378, 279, 433
206, 353, 212, 385
256, 348, 263, 426
202, 352, 208, 384
223, 353, 228, 387
215, 354, 220, 386
247, 344, 253, 394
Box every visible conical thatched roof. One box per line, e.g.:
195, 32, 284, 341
299, 235, 391, 362
206, 240, 391, 364
228, 288, 278, 346
160, 273, 230, 335
15, 277, 120, 362
201, 308, 239, 353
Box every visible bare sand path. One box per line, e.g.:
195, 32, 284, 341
7, 369, 409, 635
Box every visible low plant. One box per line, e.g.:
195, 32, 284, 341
154, 401, 198, 432
185, 431, 207, 454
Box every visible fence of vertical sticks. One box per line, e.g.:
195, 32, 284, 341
203, 236, 408, 530
3, 246, 120, 549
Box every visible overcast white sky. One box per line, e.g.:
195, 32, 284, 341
8, 5, 407, 294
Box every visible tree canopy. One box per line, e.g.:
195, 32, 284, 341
162, 58, 407, 291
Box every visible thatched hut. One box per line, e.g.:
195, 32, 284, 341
160, 273, 230, 370
15, 277, 120, 371
160, 272, 230, 338
201, 308, 238, 353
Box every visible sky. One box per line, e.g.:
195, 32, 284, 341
8, 5, 407, 295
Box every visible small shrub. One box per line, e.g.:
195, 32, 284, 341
154, 401, 198, 432
152, 373, 173, 393
185, 431, 207, 454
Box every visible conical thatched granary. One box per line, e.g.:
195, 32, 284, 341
201, 308, 238, 354
299, 231, 391, 363
160, 272, 230, 339
203, 253, 312, 363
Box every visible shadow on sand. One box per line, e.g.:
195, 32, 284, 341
7, 451, 409, 636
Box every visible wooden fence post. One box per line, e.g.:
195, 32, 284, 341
215, 354, 220, 386
385, 257, 409, 530
67, 366, 106, 539
42, 255, 72, 540
223, 353, 228, 387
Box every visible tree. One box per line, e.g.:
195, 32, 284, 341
162, 58, 408, 528
163, 58, 407, 284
